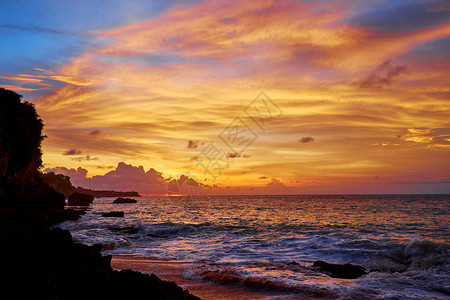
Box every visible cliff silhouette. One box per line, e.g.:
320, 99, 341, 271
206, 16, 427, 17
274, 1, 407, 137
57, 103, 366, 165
0, 88, 199, 300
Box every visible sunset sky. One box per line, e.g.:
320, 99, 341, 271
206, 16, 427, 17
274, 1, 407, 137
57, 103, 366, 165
1, 0, 449, 194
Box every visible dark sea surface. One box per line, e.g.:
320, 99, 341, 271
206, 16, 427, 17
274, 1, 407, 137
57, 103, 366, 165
59, 195, 449, 299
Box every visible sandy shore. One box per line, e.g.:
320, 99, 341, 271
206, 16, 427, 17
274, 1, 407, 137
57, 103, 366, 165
111, 255, 308, 300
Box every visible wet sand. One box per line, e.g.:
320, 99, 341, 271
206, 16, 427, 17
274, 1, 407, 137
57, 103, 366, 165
111, 255, 308, 300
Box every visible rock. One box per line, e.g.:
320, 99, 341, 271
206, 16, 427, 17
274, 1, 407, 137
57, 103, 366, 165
53, 208, 81, 223
68, 192, 94, 206
101, 211, 124, 218
113, 197, 137, 204
32, 190, 66, 212
313, 260, 367, 279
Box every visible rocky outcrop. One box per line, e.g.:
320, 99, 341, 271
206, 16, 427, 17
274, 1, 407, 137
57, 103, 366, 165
113, 197, 137, 204
313, 260, 367, 279
101, 211, 124, 218
0, 88, 200, 299
68, 192, 94, 206
76, 187, 141, 198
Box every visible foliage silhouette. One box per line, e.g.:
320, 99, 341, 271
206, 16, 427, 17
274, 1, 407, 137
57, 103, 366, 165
0, 88, 44, 177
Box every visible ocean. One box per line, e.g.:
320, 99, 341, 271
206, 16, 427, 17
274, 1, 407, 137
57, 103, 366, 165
58, 195, 449, 299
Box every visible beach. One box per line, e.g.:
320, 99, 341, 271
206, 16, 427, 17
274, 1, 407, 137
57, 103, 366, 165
111, 255, 312, 299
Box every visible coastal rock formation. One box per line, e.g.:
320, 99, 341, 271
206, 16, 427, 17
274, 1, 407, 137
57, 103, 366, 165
113, 197, 137, 203
102, 211, 125, 217
313, 260, 367, 279
0, 88, 200, 300
68, 192, 94, 206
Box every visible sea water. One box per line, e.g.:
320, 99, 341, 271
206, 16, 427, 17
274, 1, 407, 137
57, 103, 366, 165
58, 195, 449, 299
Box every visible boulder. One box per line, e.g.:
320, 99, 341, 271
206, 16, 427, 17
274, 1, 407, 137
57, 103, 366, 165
101, 211, 124, 218
68, 192, 94, 206
32, 190, 66, 212
113, 197, 137, 204
52, 209, 81, 223
313, 260, 367, 279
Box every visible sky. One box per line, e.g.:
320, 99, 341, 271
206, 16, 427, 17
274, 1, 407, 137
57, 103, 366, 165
1, 0, 449, 194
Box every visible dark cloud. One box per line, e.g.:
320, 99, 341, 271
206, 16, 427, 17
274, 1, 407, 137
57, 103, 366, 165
63, 148, 82, 155
188, 140, 198, 149
359, 59, 408, 89
259, 176, 268, 179
391, 180, 450, 184
71, 155, 98, 162
89, 130, 101, 135
226, 152, 251, 158
96, 165, 114, 169
299, 137, 314, 143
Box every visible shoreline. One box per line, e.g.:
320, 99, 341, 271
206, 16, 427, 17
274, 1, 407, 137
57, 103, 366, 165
111, 255, 311, 300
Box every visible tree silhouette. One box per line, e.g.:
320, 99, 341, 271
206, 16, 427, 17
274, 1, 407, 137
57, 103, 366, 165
0, 88, 44, 178
40, 172, 76, 197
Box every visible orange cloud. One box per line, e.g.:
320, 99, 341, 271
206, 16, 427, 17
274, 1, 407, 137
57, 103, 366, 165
0, 76, 42, 83
22, 0, 449, 193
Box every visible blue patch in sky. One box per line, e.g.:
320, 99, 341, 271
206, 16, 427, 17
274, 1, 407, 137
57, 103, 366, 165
411, 36, 450, 57
98, 53, 189, 66
0, 0, 202, 76
348, 0, 450, 33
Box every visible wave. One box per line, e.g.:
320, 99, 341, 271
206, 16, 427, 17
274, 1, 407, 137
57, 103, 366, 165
186, 265, 339, 298
366, 239, 449, 273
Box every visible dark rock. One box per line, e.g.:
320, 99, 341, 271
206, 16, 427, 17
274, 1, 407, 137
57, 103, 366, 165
53, 208, 81, 223
313, 260, 367, 279
101, 211, 124, 218
76, 209, 86, 215
0, 88, 200, 299
68, 192, 94, 206
108, 225, 138, 234
31, 190, 65, 212
113, 197, 137, 204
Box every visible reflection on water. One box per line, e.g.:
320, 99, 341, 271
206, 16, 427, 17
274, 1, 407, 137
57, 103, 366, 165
59, 194, 450, 299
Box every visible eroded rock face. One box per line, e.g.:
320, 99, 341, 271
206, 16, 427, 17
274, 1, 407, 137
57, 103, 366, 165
113, 197, 137, 204
68, 192, 94, 206
313, 260, 367, 279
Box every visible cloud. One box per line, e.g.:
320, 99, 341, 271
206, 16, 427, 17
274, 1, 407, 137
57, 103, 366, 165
258, 176, 268, 179
358, 59, 408, 88
391, 180, 450, 184
63, 148, 83, 155
265, 177, 289, 192
71, 155, 98, 162
0, 76, 42, 83
299, 137, 314, 143
0, 84, 44, 91
187, 140, 198, 149
44, 166, 89, 186
96, 165, 114, 169
89, 130, 101, 135
46, 162, 169, 194
403, 127, 450, 148
226, 152, 250, 158
17, 0, 450, 194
